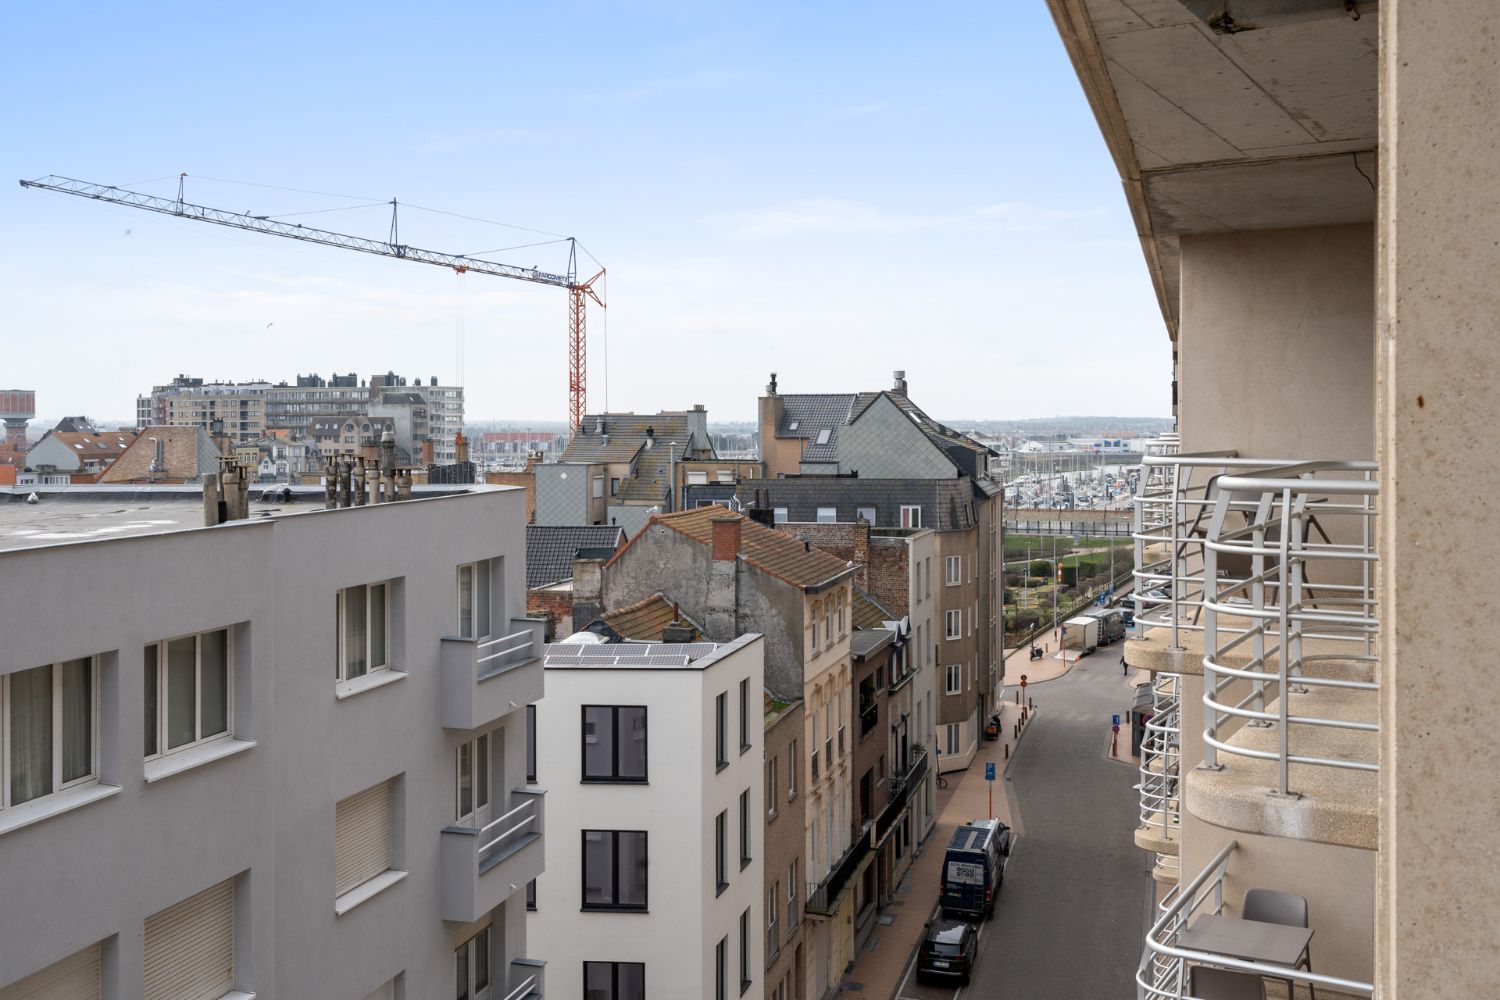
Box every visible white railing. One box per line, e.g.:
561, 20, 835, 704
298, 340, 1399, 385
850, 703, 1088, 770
479, 796, 539, 866
502, 974, 538, 1000
476, 625, 538, 678
1137, 672, 1181, 875
1202, 462, 1380, 796
1137, 841, 1373, 998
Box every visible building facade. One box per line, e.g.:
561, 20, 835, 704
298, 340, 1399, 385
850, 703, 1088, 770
0, 486, 543, 998
530, 636, 764, 1000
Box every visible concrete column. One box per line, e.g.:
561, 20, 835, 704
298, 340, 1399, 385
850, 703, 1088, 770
1377, 2, 1500, 995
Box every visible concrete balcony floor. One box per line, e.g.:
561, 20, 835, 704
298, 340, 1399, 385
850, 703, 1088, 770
1185, 684, 1378, 850
1134, 804, 1180, 857
1128, 617, 1375, 680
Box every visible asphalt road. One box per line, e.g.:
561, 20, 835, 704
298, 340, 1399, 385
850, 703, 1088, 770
965, 654, 1154, 999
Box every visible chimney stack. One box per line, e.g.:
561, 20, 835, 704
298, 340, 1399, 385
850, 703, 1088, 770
595, 416, 606, 436
455, 431, 469, 465
569, 555, 607, 635
892, 370, 908, 396
644, 425, 655, 448
711, 514, 741, 562
705, 514, 741, 640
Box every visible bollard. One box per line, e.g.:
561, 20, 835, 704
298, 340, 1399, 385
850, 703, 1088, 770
1015, 690, 1021, 705
1029, 697, 1035, 710
1004, 743, 1009, 760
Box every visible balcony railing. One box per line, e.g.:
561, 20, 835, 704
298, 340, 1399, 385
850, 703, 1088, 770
504, 958, 545, 1000
860, 701, 879, 737
441, 787, 545, 922
1201, 463, 1379, 796
1136, 672, 1180, 880
876, 746, 929, 843
441, 617, 545, 730
806, 819, 874, 916
1137, 840, 1373, 998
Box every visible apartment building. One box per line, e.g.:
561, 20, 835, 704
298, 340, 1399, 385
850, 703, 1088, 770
596, 507, 858, 1000
530, 636, 764, 1000
753, 372, 1003, 772
761, 696, 807, 1000
136, 371, 463, 462
1052, 1, 1500, 995
0, 484, 543, 998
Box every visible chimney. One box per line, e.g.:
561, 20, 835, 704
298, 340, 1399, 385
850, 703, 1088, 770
455, 431, 469, 465
380, 428, 397, 503
644, 425, 655, 449
324, 458, 337, 509
686, 404, 708, 449
758, 375, 788, 476
767, 372, 778, 395
705, 514, 741, 641
893, 370, 908, 397
595, 416, 606, 435
202, 471, 222, 526
352, 458, 367, 506
852, 518, 870, 589
569, 555, 606, 635
421, 438, 435, 467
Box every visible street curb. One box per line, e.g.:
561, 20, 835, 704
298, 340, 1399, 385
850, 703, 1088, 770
1001, 706, 1039, 777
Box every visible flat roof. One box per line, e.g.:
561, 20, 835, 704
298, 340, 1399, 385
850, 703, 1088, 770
0, 484, 499, 553
543, 633, 761, 671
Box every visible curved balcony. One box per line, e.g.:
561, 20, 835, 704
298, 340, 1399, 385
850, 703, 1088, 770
1134, 672, 1181, 884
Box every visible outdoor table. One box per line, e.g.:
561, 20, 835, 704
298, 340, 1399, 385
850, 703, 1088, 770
1179, 913, 1313, 969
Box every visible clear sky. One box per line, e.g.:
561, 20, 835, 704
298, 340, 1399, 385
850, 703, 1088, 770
1, 2, 1171, 426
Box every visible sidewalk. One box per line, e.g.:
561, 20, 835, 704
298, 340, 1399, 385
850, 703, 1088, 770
835, 693, 1036, 998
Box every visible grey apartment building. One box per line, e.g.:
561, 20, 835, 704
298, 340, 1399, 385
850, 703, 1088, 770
0, 486, 542, 999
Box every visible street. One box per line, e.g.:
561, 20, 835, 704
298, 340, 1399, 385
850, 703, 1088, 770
893, 649, 1152, 999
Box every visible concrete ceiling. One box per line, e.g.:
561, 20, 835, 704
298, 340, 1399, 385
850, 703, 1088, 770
1050, 0, 1379, 337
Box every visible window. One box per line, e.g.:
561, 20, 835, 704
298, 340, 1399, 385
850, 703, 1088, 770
810, 715, 820, 781
593, 474, 605, 498
715, 809, 728, 895
815, 427, 832, 445
146, 629, 231, 758
787, 862, 798, 930
455, 925, 490, 1000
583, 830, 648, 910
336, 778, 395, 897
337, 582, 390, 682
740, 907, 752, 993
715, 692, 728, 771
739, 678, 750, 753
767, 884, 780, 960
688, 470, 708, 485
946, 664, 963, 695
815, 507, 837, 523
739, 789, 752, 869
766, 757, 778, 818
2, 943, 101, 998
457, 560, 494, 640
945, 723, 961, 755
716, 936, 728, 1000
925, 557, 932, 598
456, 733, 490, 823
3, 658, 95, 810
823, 704, 832, 772
836, 600, 844, 637
945, 555, 962, 585
144, 878, 235, 1000
773, 507, 788, 524
526, 704, 537, 783
716, 470, 735, 484
946, 610, 962, 640
787, 739, 798, 797
811, 612, 819, 651
584, 962, 645, 1000
610, 477, 620, 496
823, 605, 832, 648
527, 878, 537, 911
583, 706, 648, 782
900, 505, 922, 528
857, 506, 877, 524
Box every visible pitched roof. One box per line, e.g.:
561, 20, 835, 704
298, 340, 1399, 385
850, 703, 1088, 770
601, 593, 702, 641
561, 412, 701, 464
99, 426, 220, 483
526, 524, 627, 588
626, 505, 853, 589
852, 585, 895, 630
34, 430, 139, 460
774, 394, 856, 463
735, 477, 977, 532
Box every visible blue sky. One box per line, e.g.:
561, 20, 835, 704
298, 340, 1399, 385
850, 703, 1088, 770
1, 2, 1170, 425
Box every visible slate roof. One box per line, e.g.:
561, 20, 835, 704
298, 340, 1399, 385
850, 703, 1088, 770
852, 585, 896, 630
774, 394, 856, 463
526, 524, 627, 588
734, 478, 977, 532
850, 627, 894, 660
100, 426, 221, 483
601, 593, 702, 641
618, 504, 853, 589
561, 413, 702, 464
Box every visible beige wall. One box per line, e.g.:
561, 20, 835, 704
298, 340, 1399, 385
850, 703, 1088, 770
1377, 3, 1500, 995
1178, 224, 1375, 461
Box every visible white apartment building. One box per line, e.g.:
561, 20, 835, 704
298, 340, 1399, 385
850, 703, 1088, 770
0, 485, 542, 999
530, 636, 764, 1000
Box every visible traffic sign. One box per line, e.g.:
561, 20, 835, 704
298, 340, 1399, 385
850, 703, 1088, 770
985, 762, 996, 782
1112, 714, 1120, 726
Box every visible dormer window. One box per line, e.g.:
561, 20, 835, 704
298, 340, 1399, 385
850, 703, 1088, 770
788, 421, 799, 431
815, 428, 832, 445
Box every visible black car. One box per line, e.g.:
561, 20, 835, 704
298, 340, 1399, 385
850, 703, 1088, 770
916, 919, 978, 985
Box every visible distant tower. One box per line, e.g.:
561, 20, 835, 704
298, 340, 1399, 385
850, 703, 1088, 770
0, 390, 36, 450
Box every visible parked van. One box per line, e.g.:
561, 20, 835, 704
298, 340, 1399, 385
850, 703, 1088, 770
1063, 616, 1100, 656
1088, 608, 1126, 645
939, 819, 1012, 919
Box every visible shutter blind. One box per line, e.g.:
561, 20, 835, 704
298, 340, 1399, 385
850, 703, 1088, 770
336, 779, 393, 895
0, 943, 100, 1000
447, 911, 493, 950
143, 878, 234, 1000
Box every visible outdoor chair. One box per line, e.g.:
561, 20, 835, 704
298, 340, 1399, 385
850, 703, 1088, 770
1188, 966, 1266, 1000
1243, 888, 1315, 1000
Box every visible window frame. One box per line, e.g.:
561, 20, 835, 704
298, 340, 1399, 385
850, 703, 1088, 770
337, 582, 392, 686
715, 692, 729, 771
815, 507, 837, 523
739, 788, 752, 870
738, 678, 751, 754
715, 809, 729, 896
2, 657, 99, 811
787, 739, 798, 798
945, 555, 962, 586
456, 560, 493, 641
900, 505, 922, 529
581, 829, 649, 912
145, 629, 233, 761
945, 609, 963, 640
856, 506, 877, 524
773, 507, 788, 524
455, 731, 491, 824
583, 961, 645, 1000
716, 935, 728, 1000
766, 756, 778, 819
740, 906, 752, 994
455, 924, 492, 1000
582, 705, 649, 783
526, 704, 537, 783
945, 664, 963, 695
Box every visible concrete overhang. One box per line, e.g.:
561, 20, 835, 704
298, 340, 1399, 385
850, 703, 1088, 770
1048, 0, 1379, 339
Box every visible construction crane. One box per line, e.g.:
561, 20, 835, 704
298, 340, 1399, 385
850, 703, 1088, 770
19, 173, 605, 433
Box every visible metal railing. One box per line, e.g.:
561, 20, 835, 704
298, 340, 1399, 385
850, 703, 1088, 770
859, 702, 879, 737
1201, 462, 1380, 796
479, 795, 540, 868
1137, 840, 1373, 998
476, 624, 539, 680
806, 819, 874, 915
505, 959, 545, 1000
877, 746, 930, 843
1137, 672, 1181, 878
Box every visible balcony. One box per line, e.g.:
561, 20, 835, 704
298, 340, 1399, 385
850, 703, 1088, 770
1137, 841, 1372, 999
1134, 673, 1181, 884
503, 958, 545, 1000
876, 746, 929, 845
440, 787, 545, 923
805, 819, 874, 917
441, 617, 545, 731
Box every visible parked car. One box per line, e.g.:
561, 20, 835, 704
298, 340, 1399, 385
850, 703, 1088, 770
940, 818, 1012, 920
916, 918, 978, 985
